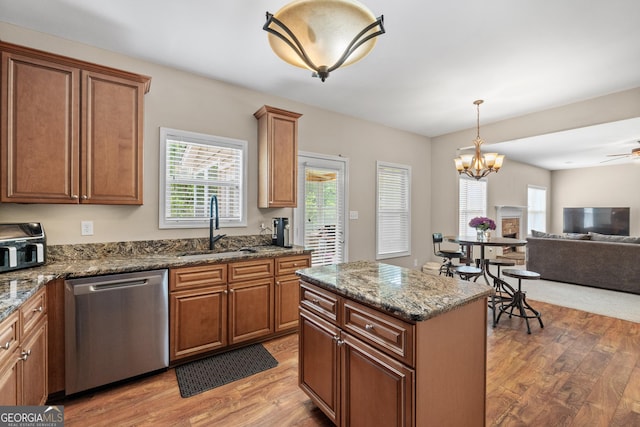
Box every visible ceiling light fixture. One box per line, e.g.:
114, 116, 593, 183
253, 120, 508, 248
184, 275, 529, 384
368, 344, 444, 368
454, 100, 505, 180
263, 0, 385, 82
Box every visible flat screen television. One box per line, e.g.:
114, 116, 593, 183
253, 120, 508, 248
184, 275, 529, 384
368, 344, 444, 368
563, 207, 630, 236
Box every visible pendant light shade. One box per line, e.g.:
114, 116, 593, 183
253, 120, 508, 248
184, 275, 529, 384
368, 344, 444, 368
264, 0, 385, 81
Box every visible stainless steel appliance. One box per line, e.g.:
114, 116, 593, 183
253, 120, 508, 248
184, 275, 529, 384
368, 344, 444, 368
0, 223, 46, 273
272, 217, 291, 247
65, 269, 169, 395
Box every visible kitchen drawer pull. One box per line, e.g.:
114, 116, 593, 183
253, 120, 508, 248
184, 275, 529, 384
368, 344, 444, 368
19, 349, 31, 361
312, 298, 320, 305
365, 323, 375, 331
0, 340, 12, 350
32, 306, 43, 313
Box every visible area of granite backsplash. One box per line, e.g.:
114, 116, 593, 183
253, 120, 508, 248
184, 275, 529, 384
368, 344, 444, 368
47, 235, 273, 261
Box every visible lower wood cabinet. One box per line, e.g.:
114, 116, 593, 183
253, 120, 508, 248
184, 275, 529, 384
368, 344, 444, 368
299, 280, 487, 427
170, 254, 310, 363
0, 286, 48, 405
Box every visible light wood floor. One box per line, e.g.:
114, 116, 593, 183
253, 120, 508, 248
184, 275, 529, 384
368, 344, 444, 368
58, 300, 640, 426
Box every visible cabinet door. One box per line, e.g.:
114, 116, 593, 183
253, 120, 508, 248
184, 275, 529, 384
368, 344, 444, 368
0, 350, 20, 405
81, 71, 144, 204
275, 275, 300, 332
299, 308, 340, 425
1, 51, 80, 203
228, 278, 274, 344
170, 285, 228, 362
21, 320, 48, 406
255, 106, 301, 208
341, 333, 414, 427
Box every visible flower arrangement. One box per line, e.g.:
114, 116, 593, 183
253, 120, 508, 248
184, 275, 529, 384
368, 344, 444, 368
469, 216, 496, 231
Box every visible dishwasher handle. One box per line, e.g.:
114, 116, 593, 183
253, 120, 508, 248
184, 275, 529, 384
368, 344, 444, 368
72, 278, 151, 295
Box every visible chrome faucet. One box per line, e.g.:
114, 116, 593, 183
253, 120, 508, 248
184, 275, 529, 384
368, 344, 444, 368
209, 195, 226, 250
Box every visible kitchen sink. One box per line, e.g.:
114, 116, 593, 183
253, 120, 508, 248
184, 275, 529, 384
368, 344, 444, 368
176, 247, 257, 260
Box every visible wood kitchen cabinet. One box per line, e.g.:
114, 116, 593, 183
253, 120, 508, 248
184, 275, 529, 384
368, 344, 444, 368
228, 258, 274, 345
0, 286, 48, 406
254, 105, 302, 208
170, 264, 228, 361
299, 280, 486, 427
0, 41, 150, 204
275, 255, 311, 332
169, 254, 309, 363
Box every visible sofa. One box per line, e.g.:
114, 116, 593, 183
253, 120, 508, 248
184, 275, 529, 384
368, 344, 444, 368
526, 233, 640, 295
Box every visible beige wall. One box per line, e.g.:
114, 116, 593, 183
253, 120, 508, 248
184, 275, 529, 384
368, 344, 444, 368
551, 164, 640, 235
431, 88, 640, 259
0, 23, 430, 269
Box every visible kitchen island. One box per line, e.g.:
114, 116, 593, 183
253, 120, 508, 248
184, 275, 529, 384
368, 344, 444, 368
296, 261, 494, 427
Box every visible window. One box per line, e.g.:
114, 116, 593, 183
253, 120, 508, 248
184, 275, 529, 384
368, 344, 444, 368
159, 127, 247, 229
527, 185, 547, 234
376, 161, 411, 259
459, 177, 487, 235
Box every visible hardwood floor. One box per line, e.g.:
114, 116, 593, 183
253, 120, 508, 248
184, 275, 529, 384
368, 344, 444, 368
57, 300, 640, 426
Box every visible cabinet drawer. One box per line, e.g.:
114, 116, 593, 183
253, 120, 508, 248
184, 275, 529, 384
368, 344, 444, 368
276, 255, 310, 276
228, 259, 274, 283
300, 281, 341, 325
21, 287, 46, 338
0, 311, 19, 366
170, 264, 227, 291
343, 300, 415, 367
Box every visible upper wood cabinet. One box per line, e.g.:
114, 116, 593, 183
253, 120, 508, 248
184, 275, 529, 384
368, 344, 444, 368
0, 41, 150, 204
254, 105, 302, 208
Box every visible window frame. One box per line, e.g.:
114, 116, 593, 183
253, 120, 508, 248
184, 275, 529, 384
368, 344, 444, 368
376, 161, 412, 260
159, 127, 248, 229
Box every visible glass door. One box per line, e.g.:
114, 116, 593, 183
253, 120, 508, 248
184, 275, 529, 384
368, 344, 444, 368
295, 153, 348, 266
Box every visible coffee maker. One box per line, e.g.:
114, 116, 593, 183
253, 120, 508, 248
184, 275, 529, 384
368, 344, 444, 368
272, 217, 291, 247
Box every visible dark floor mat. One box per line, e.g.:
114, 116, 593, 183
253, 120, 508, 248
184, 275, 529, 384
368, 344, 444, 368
175, 344, 278, 398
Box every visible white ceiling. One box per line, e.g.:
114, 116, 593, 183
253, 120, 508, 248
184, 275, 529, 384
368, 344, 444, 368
1, 0, 640, 169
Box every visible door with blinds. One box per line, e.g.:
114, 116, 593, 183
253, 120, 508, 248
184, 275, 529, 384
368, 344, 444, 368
295, 153, 348, 266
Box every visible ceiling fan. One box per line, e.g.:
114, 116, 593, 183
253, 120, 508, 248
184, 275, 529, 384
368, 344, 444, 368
601, 141, 640, 163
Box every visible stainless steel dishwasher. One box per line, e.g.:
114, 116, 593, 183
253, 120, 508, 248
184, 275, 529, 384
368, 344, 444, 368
65, 269, 169, 395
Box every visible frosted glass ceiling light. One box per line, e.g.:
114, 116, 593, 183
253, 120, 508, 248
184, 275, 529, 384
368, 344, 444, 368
454, 100, 505, 180
263, 0, 385, 82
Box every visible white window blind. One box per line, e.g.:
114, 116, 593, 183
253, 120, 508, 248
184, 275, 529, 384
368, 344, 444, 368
159, 127, 247, 229
303, 166, 345, 266
376, 161, 411, 259
527, 185, 547, 234
459, 177, 487, 235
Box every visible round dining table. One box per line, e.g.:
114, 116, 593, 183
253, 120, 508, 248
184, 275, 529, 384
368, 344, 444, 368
445, 235, 527, 284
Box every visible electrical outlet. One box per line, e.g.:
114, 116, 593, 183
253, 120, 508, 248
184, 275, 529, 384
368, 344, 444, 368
81, 221, 94, 236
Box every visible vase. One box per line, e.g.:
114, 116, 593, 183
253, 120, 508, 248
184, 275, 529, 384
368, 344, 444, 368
476, 229, 485, 241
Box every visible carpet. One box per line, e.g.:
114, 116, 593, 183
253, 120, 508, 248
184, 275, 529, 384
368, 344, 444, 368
175, 343, 278, 398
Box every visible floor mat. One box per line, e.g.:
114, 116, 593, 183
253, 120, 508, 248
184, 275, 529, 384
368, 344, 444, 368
175, 343, 278, 398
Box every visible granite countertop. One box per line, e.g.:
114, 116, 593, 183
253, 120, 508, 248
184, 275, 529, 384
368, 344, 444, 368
296, 260, 494, 322
0, 241, 309, 323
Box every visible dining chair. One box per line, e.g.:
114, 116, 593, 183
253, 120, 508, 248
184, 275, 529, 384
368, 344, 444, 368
432, 233, 463, 277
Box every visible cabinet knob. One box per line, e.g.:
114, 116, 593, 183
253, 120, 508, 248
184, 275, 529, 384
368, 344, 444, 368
81, 195, 88, 199
276, 281, 280, 286
0, 341, 11, 351
312, 298, 320, 305
71, 195, 79, 199
33, 306, 43, 313
365, 324, 375, 331
19, 349, 31, 361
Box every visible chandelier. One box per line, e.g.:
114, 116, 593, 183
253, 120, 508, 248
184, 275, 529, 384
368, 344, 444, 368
454, 100, 505, 179
263, 0, 385, 82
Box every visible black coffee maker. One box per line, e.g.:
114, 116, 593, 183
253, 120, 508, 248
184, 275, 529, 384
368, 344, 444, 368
272, 217, 291, 247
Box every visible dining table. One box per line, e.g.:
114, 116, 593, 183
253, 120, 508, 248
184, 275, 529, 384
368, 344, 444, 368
446, 235, 527, 285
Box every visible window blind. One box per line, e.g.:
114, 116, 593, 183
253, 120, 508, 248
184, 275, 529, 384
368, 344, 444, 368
459, 177, 487, 235
527, 185, 547, 234
303, 167, 344, 266
159, 128, 247, 228
376, 161, 411, 259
